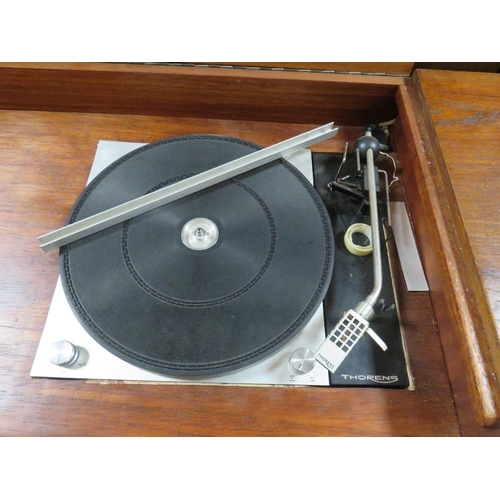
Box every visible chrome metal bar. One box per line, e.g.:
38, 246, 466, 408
39, 123, 339, 252
364, 146, 383, 307
354, 132, 383, 321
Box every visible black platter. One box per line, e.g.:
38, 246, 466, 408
60, 135, 334, 376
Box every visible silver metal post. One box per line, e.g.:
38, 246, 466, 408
354, 132, 383, 320
364, 146, 383, 307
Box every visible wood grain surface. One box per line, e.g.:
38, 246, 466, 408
417, 70, 500, 334
390, 71, 500, 434
0, 109, 459, 436
0, 63, 403, 127
413, 70, 500, 435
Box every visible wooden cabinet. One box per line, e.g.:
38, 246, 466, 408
0, 63, 498, 436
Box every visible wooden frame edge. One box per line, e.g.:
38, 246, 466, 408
0, 63, 406, 126
392, 82, 500, 429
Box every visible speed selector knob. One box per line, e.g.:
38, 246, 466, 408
289, 348, 316, 375
49, 340, 80, 367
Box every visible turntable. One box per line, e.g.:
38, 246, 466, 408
31, 123, 413, 388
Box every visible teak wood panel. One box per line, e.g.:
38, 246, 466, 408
390, 73, 500, 434
0, 105, 459, 436
414, 70, 500, 433
416, 70, 499, 335
0, 63, 404, 126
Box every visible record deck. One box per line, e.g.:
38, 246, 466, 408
32, 125, 413, 388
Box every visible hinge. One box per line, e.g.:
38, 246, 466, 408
132, 62, 408, 77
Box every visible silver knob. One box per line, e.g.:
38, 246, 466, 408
49, 340, 80, 367
289, 348, 316, 375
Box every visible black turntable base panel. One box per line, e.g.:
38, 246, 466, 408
61, 136, 334, 376
313, 153, 411, 388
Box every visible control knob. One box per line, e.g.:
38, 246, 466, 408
49, 340, 80, 367
289, 348, 316, 375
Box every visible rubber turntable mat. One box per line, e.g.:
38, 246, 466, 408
313, 153, 410, 388
61, 136, 333, 376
